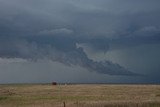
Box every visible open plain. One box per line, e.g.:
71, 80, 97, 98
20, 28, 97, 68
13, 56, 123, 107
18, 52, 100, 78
0, 84, 160, 107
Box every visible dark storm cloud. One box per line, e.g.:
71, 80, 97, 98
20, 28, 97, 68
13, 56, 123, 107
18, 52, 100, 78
0, 0, 160, 76
0, 34, 137, 76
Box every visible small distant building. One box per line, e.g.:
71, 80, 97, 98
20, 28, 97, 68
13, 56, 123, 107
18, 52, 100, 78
52, 82, 57, 85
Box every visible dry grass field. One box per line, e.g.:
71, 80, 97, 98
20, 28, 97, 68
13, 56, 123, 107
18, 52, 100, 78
0, 84, 160, 107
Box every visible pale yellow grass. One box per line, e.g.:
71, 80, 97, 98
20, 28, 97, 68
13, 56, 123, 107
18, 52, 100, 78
0, 84, 160, 107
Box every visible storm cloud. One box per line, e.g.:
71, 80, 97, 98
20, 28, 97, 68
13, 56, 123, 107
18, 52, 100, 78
0, 0, 160, 82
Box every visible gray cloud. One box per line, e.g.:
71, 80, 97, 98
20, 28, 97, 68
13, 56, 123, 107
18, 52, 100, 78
0, 35, 137, 76
38, 28, 74, 36
0, 0, 160, 79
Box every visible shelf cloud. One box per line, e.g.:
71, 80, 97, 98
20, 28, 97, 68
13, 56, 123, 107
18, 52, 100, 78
0, 0, 160, 80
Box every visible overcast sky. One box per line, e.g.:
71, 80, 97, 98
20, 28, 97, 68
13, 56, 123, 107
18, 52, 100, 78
0, 0, 160, 83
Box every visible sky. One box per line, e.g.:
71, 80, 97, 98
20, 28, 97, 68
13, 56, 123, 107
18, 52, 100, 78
0, 0, 160, 83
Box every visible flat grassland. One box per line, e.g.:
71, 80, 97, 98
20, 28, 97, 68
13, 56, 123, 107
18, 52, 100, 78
0, 84, 160, 107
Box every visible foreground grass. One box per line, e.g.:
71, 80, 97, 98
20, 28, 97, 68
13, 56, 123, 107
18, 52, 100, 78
0, 84, 160, 107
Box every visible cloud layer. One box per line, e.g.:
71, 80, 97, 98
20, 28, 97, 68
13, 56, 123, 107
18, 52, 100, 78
0, 0, 160, 77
